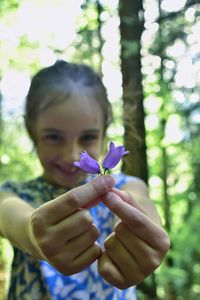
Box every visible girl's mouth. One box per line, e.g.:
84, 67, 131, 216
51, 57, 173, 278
55, 164, 81, 176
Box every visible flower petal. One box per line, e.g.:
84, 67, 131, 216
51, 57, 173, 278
73, 151, 100, 174
103, 141, 129, 170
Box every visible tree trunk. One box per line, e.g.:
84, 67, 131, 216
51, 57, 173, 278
157, 1, 175, 298
119, 0, 148, 183
160, 119, 175, 300
96, 0, 104, 75
119, 0, 157, 298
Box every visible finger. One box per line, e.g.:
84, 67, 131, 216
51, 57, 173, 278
111, 188, 147, 215
65, 225, 100, 260
103, 192, 170, 250
112, 188, 162, 224
34, 209, 98, 255
98, 252, 132, 289
53, 243, 101, 275
39, 175, 115, 224
45, 224, 100, 259
53, 209, 96, 241
104, 232, 146, 284
115, 222, 164, 274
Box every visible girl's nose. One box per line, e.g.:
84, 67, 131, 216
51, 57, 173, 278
61, 143, 81, 163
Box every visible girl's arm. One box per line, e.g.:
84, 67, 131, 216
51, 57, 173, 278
0, 192, 40, 257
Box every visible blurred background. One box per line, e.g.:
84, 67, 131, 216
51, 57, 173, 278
0, 0, 200, 299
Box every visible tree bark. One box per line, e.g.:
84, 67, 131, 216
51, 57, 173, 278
96, 0, 104, 75
119, 0, 148, 182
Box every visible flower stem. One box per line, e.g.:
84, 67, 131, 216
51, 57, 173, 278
103, 168, 109, 175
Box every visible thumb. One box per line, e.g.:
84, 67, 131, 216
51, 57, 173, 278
110, 188, 147, 214
37, 175, 115, 224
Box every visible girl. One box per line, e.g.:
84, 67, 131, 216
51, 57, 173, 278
0, 61, 169, 299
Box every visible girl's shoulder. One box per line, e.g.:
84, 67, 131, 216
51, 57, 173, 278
0, 177, 57, 207
0, 177, 44, 194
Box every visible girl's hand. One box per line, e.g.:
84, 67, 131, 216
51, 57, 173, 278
98, 189, 170, 289
28, 175, 115, 275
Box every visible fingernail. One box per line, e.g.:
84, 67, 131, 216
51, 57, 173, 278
104, 191, 115, 201
103, 175, 115, 187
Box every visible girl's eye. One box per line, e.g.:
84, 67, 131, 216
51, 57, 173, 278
80, 134, 98, 143
44, 133, 64, 143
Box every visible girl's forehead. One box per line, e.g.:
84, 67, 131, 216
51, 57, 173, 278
36, 96, 104, 133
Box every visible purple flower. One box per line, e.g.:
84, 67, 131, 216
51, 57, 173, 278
73, 141, 129, 175
102, 141, 129, 170
73, 151, 100, 174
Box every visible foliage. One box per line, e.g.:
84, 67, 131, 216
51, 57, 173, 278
0, 0, 19, 15
0, 118, 41, 184
140, 0, 200, 299
0, 0, 200, 299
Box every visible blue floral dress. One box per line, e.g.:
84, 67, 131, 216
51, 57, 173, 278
0, 173, 138, 300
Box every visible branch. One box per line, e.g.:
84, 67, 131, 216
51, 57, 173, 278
155, 0, 200, 24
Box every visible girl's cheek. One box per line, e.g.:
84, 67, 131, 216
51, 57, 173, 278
89, 147, 102, 160
40, 154, 57, 168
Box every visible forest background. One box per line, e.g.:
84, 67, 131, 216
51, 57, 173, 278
0, 0, 200, 299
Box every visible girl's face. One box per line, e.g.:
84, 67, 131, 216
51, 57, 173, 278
34, 93, 104, 188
